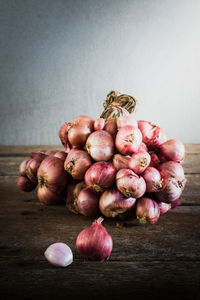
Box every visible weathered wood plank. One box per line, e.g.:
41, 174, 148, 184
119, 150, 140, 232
0, 144, 199, 156
0, 153, 199, 176
0, 175, 199, 204
0, 261, 199, 300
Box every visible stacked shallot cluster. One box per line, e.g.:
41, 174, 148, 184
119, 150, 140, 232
18, 91, 186, 225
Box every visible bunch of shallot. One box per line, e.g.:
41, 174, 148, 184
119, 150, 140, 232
18, 91, 186, 226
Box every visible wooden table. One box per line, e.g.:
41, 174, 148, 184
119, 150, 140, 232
0, 145, 199, 300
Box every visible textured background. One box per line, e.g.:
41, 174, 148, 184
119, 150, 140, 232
0, 0, 199, 145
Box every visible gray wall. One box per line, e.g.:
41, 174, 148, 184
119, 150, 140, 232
0, 0, 200, 145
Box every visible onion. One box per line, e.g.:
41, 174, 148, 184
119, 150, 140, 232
138, 120, 166, 150
137, 142, 148, 152
104, 119, 118, 136
54, 151, 67, 161
171, 200, 181, 209
64, 149, 92, 180
76, 187, 100, 217
158, 161, 186, 188
85, 162, 116, 192
38, 156, 68, 194
68, 115, 94, 148
86, 130, 114, 161
155, 177, 183, 203
44, 243, 73, 267
128, 151, 151, 174
65, 182, 85, 214
59, 122, 72, 149
116, 114, 137, 128
149, 152, 160, 168
116, 168, 146, 198
112, 154, 130, 170
26, 158, 43, 184
158, 202, 171, 215
76, 217, 113, 261
136, 198, 160, 224
157, 139, 185, 162
99, 187, 136, 218
37, 186, 63, 205
115, 126, 142, 155
19, 159, 30, 176
17, 176, 36, 192
142, 167, 168, 193
94, 118, 105, 131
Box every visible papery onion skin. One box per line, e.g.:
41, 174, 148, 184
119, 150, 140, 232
59, 122, 72, 149
115, 126, 142, 155
37, 156, 68, 194
158, 202, 171, 215
149, 152, 160, 168
17, 176, 37, 192
138, 120, 167, 150
171, 200, 181, 210
157, 139, 185, 162
76, 187, 100, 217
26, 158, 42, 184
68, 115, 94, 148
86, 130, 114, 161
19, 159, 30, 176
85, 162, 116, 192
99, 187, 136, 218
116, 114, 137, 129
142, 167, 168, 193
64, 149, 92, 180
76, 217, 113, 261
136, 197, 160, 224
54, 151, 67, 161
155, 177, 183, 203
104, 119, 118, 137
137, 142, 148, 153
65, 182, 79, 214
116, 168, 146, 198
158, 161, 186, 188
37, 186, 63, 205
44, 243, 73, 267
128, 151, 151, 174
94, 118, 105, 131
112, 154, 130, 170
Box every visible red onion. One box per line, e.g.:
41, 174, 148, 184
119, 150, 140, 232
104, 119, 118, 136
157, 139, 185, 162
171, 200, 181, 209
37, 186, 62, 205
65, 181, 86, 214
54, 151, 67, 161
116, 168, 146, 198
17, 176, 36, 192
19, 159, 30, 176
115, 125, 142, 155
76, 217, 113, 261
116, 114, 137, 128
86, 130, 114, 161
149, 152, 160, 167
64, 149, 92, 180
76, 187, 100, 217
94, 118, 105, 131
138, 120, 166, 150
85, 162, 116, 192
112, 154, 130, 170
29, 152, 46, 160
137, 142, 148, 152
26, 158, 43, 184
38, 156, 68, 194
158, 202, 171, 215
155, 177, 183, 203
68, 115, 94, 148
158, 161, 186, 188
128, 151, 151, 174
99, 187, 136, 218
59, 122, 71, 149
142, 167, 168, 193
136, 197, 160, 224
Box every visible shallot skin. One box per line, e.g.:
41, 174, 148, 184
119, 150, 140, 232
99, 187, 136, 218
17, 176, 36, 192
128, 151, 151, 174
112, 154, 130, 170
76, 187, 100, 217
76, 217, 113, 261
136, 197, 160, 224
142, 167, 168, 193
94, 118, 105, 131
158, 202, 171, 215
37, 186, 63, 205
115, 125, 143, 155
157, 139, 185, 162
